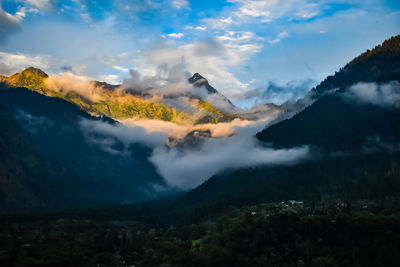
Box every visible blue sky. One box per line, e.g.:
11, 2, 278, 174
0, 0, 399, 107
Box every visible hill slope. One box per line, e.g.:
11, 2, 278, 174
0, 68, 239, 124
0, 85, 170, 211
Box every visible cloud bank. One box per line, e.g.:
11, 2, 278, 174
347, 81, 400, 108
131, 35, 262, 100
45, 73, 105, 102
121, 62, 202, 97
150, 129, 309, 189
0, 51, 49, 75
80, 115, 309, 190
232, 79, 315, 107
79, 119, 167, 155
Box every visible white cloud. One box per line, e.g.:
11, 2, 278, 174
203, 16, 234, 29
195, 26, 207, 31
269, 30, 289, 44
99, 74, 121, 84
211, 0, 327, 25
172, 0, 189, 10
167, 32, 184, 39
45, 73, 106, 101
218, 31, 257, 43
149, 119, 309, 189
131, 35, 263, 98
347, 81, 400, 108
296, 10, 319, 19
98, 53, 134, 72
21, 0, 52, 10
233, 79, 315, 106
0, 51, 50, 75
186, 26, 207, 31
232, 0, 277, 19
112, 65, 129, 72
79, 118, 167, 154
80, 112, 307, 190
121, 61, 197, 96
14, 6, 40, 20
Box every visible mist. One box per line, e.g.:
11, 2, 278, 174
45, 73, 106, 102
347, 81, 400, 108
80, 115, 309, 190
150, 126, 309, 189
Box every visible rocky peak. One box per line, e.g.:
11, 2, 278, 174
21, 67, 49, 79
188, 73, 218, 94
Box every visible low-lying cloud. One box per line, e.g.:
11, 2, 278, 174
45, 73, 106, 102
80, 116, 309, 190
79, 119, 167, 154
232, 79, 315, 106
121, 118, 259, 140
347, 81, 400, 108
150, 133, 309, 189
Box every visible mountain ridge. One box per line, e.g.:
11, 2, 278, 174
0, 69, 240, 125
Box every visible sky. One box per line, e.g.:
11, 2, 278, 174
0, 0, 399, 107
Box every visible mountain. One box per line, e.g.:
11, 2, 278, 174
312, 35, 400, 96
188, 72, 235, 107
0, 84, 171, 211
188, 72, 219, 94
257, 35, 400, 147
165, 35, 400, 222
0, 69, 239, 125
279, 35, 400, 115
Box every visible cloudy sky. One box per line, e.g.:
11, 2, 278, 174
0, 0, 399, 107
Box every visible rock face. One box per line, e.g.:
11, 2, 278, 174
188, 73, 219, 94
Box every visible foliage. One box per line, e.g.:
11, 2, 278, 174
195, 100, 238, 124
1, 202, 400, 266
0, 68, 236, 124
256, 91, 400, 151
0, 86, 169, 210
2, 67, 49, 94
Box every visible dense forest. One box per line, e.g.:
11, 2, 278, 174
1, 201, 400, 267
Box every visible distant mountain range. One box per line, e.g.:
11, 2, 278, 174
0, 69, 240, 124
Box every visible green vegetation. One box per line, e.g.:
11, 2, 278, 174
0, 68, 237, 124
1, 69, 191, 123
0, 86, 168, 210
195, 100, 238, 124
2, 67, 49, 94
91, 100, 189, 122
1, 201, 399, 266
